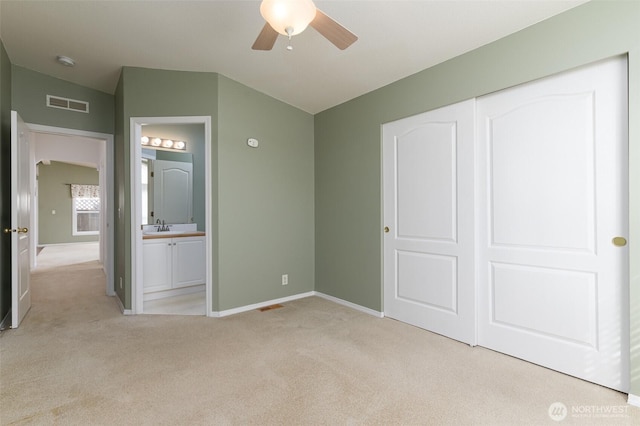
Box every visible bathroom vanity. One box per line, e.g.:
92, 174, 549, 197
142, 225, 205, 300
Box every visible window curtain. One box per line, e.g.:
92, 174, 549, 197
70, 184, 100, 198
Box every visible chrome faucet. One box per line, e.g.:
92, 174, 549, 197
155, 219, 170, 232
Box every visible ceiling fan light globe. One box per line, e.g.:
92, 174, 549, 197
260, 0, 316, 36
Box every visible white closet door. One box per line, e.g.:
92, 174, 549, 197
476, 56, 628, 391
383, 99, 476, 345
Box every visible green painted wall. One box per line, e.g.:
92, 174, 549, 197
11, 66, 114, 134
314, 0, 640, 394
116, 67, 219, 310
0, 39, 12, 324
142, 123, 205, 231
217, 75, 314, 310
37, 161, 99, 245
116, 68, 314, 312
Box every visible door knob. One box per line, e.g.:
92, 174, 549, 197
5, 227, 28, 234
384, 226, 390, 233
612, 237, 627, 247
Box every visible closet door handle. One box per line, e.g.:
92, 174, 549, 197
612, 237, 627, 247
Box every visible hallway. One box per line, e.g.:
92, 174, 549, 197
35, 242, 100, 270
29, 242, 116, 330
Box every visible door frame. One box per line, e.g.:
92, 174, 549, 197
26, 123, 115, 296
130, 116, 212, 316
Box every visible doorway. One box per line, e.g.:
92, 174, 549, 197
130, 116, 212, 316
28, 124, 114, 296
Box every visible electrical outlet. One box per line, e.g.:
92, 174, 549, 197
282, 274, 288, 286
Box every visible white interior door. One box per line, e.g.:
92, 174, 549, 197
10, 111, 32, 328
383, 99, 476, 345
153, 160, 193, 224
476, 56, 628, 391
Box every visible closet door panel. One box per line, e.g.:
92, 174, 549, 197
383, 99, 476, 345
477, 56, 628, 392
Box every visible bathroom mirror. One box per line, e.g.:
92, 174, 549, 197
140, 123, 204, 226
142, 152, 193, 225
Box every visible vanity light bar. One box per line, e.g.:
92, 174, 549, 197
141, 136, 186, 151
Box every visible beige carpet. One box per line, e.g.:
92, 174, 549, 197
1, 255, 638, 425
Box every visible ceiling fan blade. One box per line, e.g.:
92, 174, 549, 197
309, 9, 358, 50
252, 23, 279, 50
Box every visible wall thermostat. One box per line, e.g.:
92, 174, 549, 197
247, 138, 259, 148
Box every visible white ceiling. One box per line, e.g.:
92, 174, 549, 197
0, 0, 587, 114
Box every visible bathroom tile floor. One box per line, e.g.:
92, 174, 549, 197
144, 291, 206, 316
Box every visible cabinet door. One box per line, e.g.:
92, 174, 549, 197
142, 238, 173, 293
172, 236, 206, 288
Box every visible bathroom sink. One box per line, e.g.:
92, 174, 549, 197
143, 230, 188, 236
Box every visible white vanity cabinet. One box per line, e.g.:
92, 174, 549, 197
172, 236, 206, 288
142, 235, 205, 294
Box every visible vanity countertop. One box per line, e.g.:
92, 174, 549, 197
143, 231, 206, 240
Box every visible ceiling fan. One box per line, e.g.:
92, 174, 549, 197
252, 0, 358, 51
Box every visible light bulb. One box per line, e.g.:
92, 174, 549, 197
151, 138, 162, 146
141, 136, 150, 145
162, 139, 174, 148
174, 141, 186, 150
260, 0, 316, 36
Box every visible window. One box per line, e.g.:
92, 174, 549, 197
73, 197, 100, 235
70, 184, 100, 236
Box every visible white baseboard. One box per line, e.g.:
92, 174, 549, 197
313, 292, 384, 318
628, 394, 640, 407
211, 291, 315, 318
209, 291, 384, 319
115, 295, 133, 315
